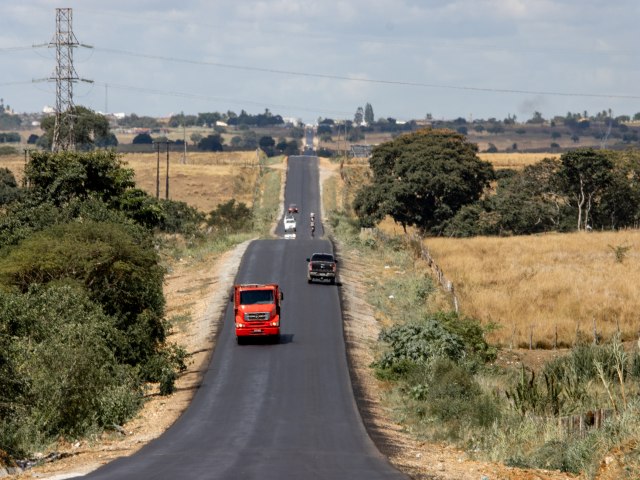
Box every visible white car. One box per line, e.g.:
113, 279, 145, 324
284, 215, 296, 232
284, 227, 296, 240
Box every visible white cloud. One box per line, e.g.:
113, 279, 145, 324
1, 0, 639, 121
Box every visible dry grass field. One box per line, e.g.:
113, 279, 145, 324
424, 231, 640, 349
344, 157, 640, 351
0, 151, 262, 214
121, 151, 261, 213
478, 152, 560, 170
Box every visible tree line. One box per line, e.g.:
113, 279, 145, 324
354, 128, 640, 236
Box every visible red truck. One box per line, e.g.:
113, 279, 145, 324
232, 283, 283, 344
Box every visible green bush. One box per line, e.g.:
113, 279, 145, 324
157, 199, 205, 235
0, 220, 166, 367
374, 317, 465, 373
374, 312, 495, 376
207, 199, 253, 232
0, 285, 142, 456
25, 150, 135, 206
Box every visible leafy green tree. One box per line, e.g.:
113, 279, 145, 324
364, 103, 375, 124
593, 150, 640, 229
118, 114, 161, 129
354, 129, 494, 234
276, 139, 299, 156
25, 150, 135, 207
0, 112, 21, 129
190, 132, 203, 145
197, 134, 224, 152
132, 132, 153, 144
354, 106, 364, 125
0, 220, 166, 367
95, 132, 118, 148
557, 148, 614, 230
157, 199, 204, 235
0, 168, 20, 205
168, 113, 197, 128
197, 112, 222, 127
240, 130, 258, 150
465, 159, 564, 236
40, 106, 111, 150
207, 199, 252, 232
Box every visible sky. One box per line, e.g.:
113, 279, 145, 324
1, 0, 639, 124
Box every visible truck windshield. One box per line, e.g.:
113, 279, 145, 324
240, 289, 274, 305
312, 254, 334, 262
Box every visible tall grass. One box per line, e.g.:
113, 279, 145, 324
425, 231, 640, 348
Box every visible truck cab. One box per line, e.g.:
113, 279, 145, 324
232, 283, 283, 343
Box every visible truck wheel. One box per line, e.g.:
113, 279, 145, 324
330, 278, 335, 285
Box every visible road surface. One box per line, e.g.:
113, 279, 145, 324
81, 156, 407, 479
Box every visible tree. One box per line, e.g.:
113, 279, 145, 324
364, 103, 375, 124
190, 132, 203, 145
197, 134, 224, 152
353, 129, 494, 234
0, 168, 20, 205
40, 106, 111, 150
527, 111, 545, 124
259, 136, 276, 156
557, 148, 613, 230
354, 106, 364, 125
317, 125, 332, 136
132, 133, 153, 144
25, 150, 135, 207
95, 132, 118, 148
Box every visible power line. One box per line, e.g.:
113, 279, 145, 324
93, 46, 640, 100
0, 45, 47, 53
90, 81, 353, 116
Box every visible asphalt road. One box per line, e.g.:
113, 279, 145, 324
81, 156, 407, 479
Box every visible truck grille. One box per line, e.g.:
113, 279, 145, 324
244, 312, 270, 321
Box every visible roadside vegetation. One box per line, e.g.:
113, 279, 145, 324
0, 148, 281, 461
325, 128, 640, 477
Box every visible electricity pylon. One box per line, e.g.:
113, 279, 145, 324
49, 8, 92, 152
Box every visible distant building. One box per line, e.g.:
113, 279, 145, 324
42, 106, 55, 114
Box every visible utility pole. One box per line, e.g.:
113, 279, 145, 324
155, 141, 160, 199
48, 8, 92, 152
166, 141, 170, 199
181, 111, 187, 164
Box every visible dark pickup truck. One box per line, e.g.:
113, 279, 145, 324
306, 252, 338, 284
